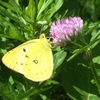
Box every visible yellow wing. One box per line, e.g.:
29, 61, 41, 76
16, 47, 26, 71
2, 34, 53, 82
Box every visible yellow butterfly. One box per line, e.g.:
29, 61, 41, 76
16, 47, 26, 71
2, 33, 53, 82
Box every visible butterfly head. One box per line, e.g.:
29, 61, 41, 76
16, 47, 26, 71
39, 33, 46, 39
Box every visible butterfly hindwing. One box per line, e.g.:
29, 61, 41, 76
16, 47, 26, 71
24, 38, 53, 81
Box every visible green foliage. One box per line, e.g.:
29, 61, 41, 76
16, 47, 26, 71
0, 0, 100, 100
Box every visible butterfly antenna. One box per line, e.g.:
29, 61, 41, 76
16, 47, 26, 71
37, 21, 47, 34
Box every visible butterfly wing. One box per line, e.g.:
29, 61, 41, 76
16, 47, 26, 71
2, 34, 53, 82
24, 38, 53, 82
2, 39, 40, 74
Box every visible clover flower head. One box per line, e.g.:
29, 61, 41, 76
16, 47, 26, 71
50, 17, 83, 46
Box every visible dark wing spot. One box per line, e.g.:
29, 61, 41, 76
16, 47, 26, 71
36, 73, 38, 75
25, 55, 29, 58
25, 63, 28, 66
45, 70, 47, 72
21, 63, 23, 65
16, 62, 18, 64
28, 68, 30, 71
23, 48, 26, 52
33, 60, 38, 64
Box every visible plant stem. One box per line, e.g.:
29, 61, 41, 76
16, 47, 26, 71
86, 48, 100, 93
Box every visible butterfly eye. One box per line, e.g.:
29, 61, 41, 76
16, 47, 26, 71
33, 60, 38, 64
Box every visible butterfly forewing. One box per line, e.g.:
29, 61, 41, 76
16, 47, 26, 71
2, 39, 40, 74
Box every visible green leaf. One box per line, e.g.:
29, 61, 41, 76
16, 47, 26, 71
8, 0, 22, 12
88, 94, 100, 100
61, 57, 99, 100
93, 56, 100, 64
0, 0, 21, 13
0, 82, 17, 100
38, 0, 44, 12
37, 0, 53, 19
85, 21, 100, 35
0, 6, 32, 32
27, 0, 37, 21
0, 15, 25, 41
54, 50, 67, 70
37, 0, 64, 20
44, 0, 64, 18
67, 45, 89, 61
